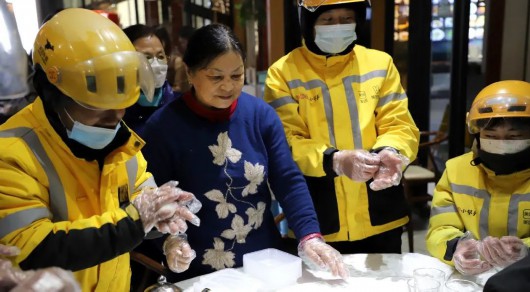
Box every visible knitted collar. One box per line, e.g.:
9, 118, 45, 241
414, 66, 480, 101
182, 90, 238, 122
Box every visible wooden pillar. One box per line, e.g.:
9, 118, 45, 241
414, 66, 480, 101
484, 0, 504, 85
170, 0, 184, 45
370, 0, 392, 53
266, 0, 284, 66
144, 0, 159, 26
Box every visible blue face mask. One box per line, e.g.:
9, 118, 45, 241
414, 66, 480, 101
137, 87, 163, 107
64, 108, 121, 149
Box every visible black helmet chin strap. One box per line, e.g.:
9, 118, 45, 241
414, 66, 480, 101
470, 133, 482, 166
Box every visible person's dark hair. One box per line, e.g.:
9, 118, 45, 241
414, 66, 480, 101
123, 24, 159, 45
33, 66, 68, 111
183, 23, 245, 73
155, 26, 172, 56
178, 25, 196, 39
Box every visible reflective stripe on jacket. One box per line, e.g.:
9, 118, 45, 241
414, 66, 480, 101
0, 98, 156, 291
427, 151, 530, 266
264, 45, 419, 241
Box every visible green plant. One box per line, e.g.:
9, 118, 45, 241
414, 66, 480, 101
234, 0, 266, 25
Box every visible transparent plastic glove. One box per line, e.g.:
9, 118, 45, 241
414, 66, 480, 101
369, 148, 410, 191
0, 244, 20, 257
154, 198, 202, 235
132, 180, 201, 234
0, 257, 26, 290
10, 268, 81, 292
452, 232, 493, 275
163, 234, 196, 273
297, 235, 350, 279
333, 150, 381, 182
154, 207, 190, 235
478, 236, 528, 268
155, 190, 202, 235
0, 256, 80, 292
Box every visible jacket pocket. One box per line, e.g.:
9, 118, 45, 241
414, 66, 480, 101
366, 182, 409, 226
304, 175, 340, 235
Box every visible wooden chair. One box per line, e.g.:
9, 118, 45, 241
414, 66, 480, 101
402, 130, 448, 252
130, 245, 170, 292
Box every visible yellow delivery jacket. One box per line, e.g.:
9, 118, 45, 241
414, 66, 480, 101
0, 98, 156, 291
427, 151, 530, 266
265, 44, 419, 242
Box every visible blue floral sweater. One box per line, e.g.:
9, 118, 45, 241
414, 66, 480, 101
141, 92, 320, 278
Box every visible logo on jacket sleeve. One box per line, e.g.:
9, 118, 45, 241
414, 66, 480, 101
523, 209, 530, 224
296, 93, 320, 102
457, 206, 477, 216
372, 85, 381, 100
359, 91, 368, 103
118, 184, 130, 205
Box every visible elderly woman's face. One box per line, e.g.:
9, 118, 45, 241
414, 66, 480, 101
188, 51, 245, 109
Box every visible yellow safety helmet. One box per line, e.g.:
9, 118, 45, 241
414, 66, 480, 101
299, 0, 369, 12
467, 80, 530, 134
33, 8, 154, 110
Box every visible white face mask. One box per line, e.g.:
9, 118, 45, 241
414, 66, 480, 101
480, 138, 530, 154
150, 58, 168, 88
314, 23, 357, 54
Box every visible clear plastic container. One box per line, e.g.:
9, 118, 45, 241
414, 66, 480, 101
243, 248, 302, 290
192, 268, 263, 292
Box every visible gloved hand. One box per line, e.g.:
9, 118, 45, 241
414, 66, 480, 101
132, 181, 201, 235
10, 267, 81, 292
297, 234, 350, 279
369, 148, 410, 191
155, 195, 202, 235
478, 236, 528, 268
0, 244, 80, 292
0, 244, 20, 257
452, 232, 493, 275
163, 234, 196, 273
333, 150, 381, 182
0, 257, 25, 290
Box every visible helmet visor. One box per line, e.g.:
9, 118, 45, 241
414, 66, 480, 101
467, 95, 530, 134
54, 51, 155, 110
299, 0, 328, 12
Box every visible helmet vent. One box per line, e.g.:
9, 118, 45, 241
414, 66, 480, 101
117, 76, 125, 94
508, 105, 526, 112
86, 76, 97, 93
478, 107, 493, 114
